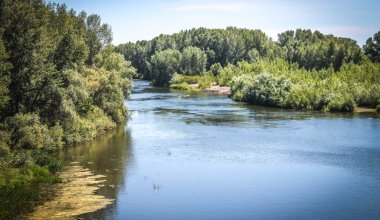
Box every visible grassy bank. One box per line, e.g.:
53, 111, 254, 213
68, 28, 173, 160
0, 150, 62, 219
227, 60, 380, 112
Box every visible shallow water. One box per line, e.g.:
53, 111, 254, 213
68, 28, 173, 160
59, 80, 380, 220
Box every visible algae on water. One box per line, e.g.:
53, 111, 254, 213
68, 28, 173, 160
29, 163, 113, 220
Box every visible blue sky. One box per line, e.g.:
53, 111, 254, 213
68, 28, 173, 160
50, 0, 380, 46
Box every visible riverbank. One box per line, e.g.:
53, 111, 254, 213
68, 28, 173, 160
170, 82, 378, 113
203, 85, 231, 95
173, 83, 231, 95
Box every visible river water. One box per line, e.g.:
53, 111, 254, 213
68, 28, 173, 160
58, 80, 380, 220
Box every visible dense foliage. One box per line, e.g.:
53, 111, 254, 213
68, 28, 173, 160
116, 27, 379, 111
115, 27, 280, 82
364, 31, 380, 63
115, 27, 365, 85
0, 1, 135, 218
228, 60, 380, 111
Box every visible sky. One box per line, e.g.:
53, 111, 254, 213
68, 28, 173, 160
50, 0, 380, 46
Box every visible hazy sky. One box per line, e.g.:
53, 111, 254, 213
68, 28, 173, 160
50, 0, 380, 46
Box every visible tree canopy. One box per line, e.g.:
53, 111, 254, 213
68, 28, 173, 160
364, 31, 380, 63
116, 27, 367, 86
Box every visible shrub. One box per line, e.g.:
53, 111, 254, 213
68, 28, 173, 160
285, 83, 315, 109
170, 74, 199, 85
327, 95, 356, 112
231, 72, 292, 107
209, 63, 223, 76
198, 73, 215, 89
6, 114, 49, 150
0, 165, 60, 219
170, 83, 191, 90
169, 73, 215, 90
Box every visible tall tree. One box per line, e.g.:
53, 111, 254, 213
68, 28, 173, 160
0, 30, 11, 113
180, 46, 207, 75
364, 31, 380, 63
0, 0, 56, 115
150, 49, 181, 86
85, 14, 113, 65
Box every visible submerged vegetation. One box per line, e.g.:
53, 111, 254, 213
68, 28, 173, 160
116, 28, 380, 112
0, 0, 135, 218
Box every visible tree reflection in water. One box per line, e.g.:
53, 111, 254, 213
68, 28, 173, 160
31, 125, 134, 219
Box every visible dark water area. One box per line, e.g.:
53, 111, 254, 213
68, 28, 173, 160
59, 80, 380, 220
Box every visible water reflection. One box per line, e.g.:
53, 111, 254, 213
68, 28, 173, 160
59, 125, 134, 219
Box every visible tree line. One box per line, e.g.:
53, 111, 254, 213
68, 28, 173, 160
0, 1, 135, 218
115, 28, 380, 111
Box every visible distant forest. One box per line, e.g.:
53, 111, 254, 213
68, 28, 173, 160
116, 28, 380, 112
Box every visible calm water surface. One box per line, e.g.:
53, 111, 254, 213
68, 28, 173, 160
60, 80, 380, 220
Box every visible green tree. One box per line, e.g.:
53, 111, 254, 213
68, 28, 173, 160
364, 31, 380, 63
150, 49, 181, 86
53, 31, 88, 71
0, 31, 11, 112
180, 46, 207, 75
85, 14, 113, 65
0, 0, 55, 115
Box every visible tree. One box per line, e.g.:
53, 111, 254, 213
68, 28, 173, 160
364, 31, 380, 63
53, 31, 88, 71
150, 49, 181, 86
0, 32, 11, 112
0, 0, 55, 115
0, 2, 137, 218
85, 14, 113, 65
115, 42, 151, 79
278, 29, 362, 70
180, 46, 207, 75
209, 63, 223, 76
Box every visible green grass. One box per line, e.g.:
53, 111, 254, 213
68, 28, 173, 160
0, 165, 60, 219
170, 83, 191, 90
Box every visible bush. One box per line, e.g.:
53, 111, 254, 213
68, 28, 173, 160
209, 63, 223, 76
285, 83, 315, 109
198, 73, 215, 89
226, 60, 380, 112
0, 165, 60, 219
327, 95, 356, 112
6, 114, 50, 150
170, 73, 199, 85
170, 83, 191, 90
4, 114, 64, 151
32, 151, 63, 174
169, 73, 215, 90
231, 72, 292, 107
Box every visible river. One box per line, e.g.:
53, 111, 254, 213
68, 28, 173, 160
52, 80, 380, 219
